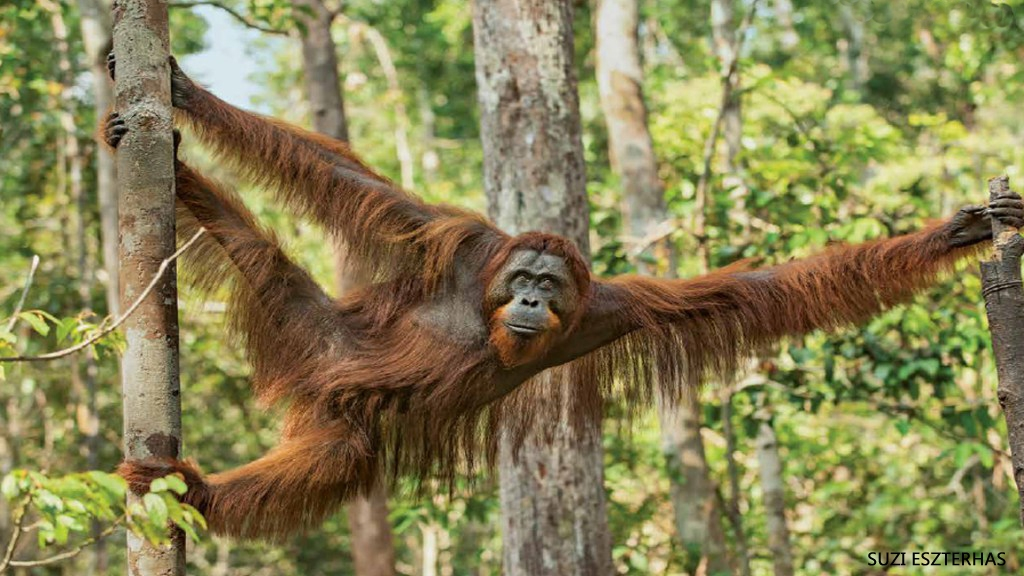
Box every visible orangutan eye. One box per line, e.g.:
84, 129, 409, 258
512, 273, 531, 288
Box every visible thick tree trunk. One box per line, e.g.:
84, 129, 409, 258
755, 409, 794, 576
980, 176, 1024, 527
111, 0, 184, 574
593, 1, 730, 573
295, 2, 398, 573
473, 1, 613, 574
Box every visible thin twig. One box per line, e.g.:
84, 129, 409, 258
0, 229, 206, 363
720, 386, 752, 573
7, 516, 124, 568
5, 256, 40, 333
340, 15, 416, 189
170, 1, 288, 36
628, 0, 761, 259
0, 498, 29, 573
693, 0, 761, 270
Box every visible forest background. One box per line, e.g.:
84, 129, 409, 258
2, 0, 1024, 574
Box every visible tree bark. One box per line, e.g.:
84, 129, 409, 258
294, 2, 398, 573
980, 175, 1024, 527
111, 0, 184, 574
473, 1, 613, 574
755, 408, 794, 576
593, 1, 730, 573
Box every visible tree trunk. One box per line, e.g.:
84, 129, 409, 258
79, 0, 119, 317
755, 406, 794, 576
980, 176, 1024, 526
593, 0, 730, 573
711, 0, 745, 225
295, 2, 398, 573
111, 0, 184, 573
76, 6, 116, 572
660, 405, 731, 574
838, 4, 865, 94
473, 1, 613, 574
346, 490, 396, 576
45, 3, 108, 572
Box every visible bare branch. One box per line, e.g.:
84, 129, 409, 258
628, 0, 761, 260
0, 498, 29, 573
7, 516, 124, 569
0, 229, 206, 363
340, 15, 416, 189
170, 1, 288, 36
5, 255, 40, 333
693, 0, 761, 267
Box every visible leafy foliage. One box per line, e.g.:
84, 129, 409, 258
3, 0, 1024, 573
1, 469, 205, 550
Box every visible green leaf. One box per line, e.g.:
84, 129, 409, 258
144, 493, 169, 525
163, 475, 188, 496
19, 311, 49, 336
35, 489, 63, 512
181, 504, 206, 530
56, 317, 77, 342
88, 471, 127, 499
978, 447, 994, 469
1, 474, 20, 500
894, 419, 911, 436
150, 478, 169, 493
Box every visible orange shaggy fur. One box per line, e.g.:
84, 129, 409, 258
111, 68, 985, 542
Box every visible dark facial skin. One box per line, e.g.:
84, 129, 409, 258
487, 250, 579, 338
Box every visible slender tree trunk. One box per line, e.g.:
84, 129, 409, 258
594, 1, 729, 573
838, 5, 865, 94
711, 0, 745, 227
357, 25, 414, 190
714, 2, 794, 565
421, 523, 438, 576
297, 0, 348, 143
417, 88, 439, 185
661, 406, 730, 575
295, 2, 398, 573
76, 6, 116, 572
720, 390, 750, 576
473, 1, 613, 574
79, 0, 119, 317
111, 0, 184, 573
980, 176, 1024, 526
754, 403, 794, 576
44, 4, 107, 573
773, 0, 798, 51
346, 492, 396, 576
